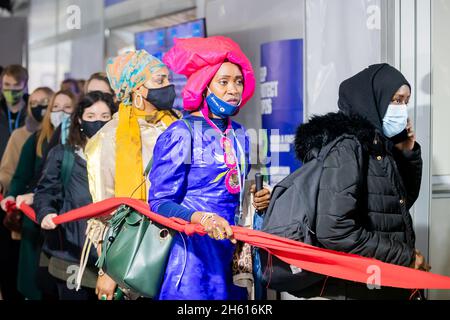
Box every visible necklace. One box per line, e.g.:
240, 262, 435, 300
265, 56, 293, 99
200, 102, 243, 195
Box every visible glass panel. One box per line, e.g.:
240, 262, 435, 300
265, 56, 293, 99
429, 0, 450, 301
28, 45, 57, 91
28, 0, 57, 43
56, 40, 72, 85
431, 0, 450, 182
306, 0, 385, 117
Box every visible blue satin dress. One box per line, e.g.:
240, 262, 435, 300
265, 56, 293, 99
148, 114, 250, 300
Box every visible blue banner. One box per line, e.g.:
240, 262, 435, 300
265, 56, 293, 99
260, 39, 303, 185
104, 0, 127, 7
135, 28, 166, 61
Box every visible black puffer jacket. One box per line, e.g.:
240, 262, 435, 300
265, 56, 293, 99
294, 112, 422, 299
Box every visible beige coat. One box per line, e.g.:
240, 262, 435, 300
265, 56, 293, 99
0, 126, 32, 195
84, 113, 164, 203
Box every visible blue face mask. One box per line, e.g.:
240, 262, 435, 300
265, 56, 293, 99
382, 104, 408, 138
205, 88, 241, 119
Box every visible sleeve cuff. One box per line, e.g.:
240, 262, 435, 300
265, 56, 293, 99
400, 142, 421, 160
36, 207, 57, 224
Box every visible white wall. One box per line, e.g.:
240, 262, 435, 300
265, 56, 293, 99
27, 0, 197, 91
429, 0, 450, 300
28, 0, 104, 91
205, 0, 304, 131
0, 17, 27, 67
305, 0, 383, 118
429, 197, 450, 299
431, 0, 450, 178
205, 0, 305, 171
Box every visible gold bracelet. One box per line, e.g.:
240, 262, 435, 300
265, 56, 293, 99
200, 213, 214, 226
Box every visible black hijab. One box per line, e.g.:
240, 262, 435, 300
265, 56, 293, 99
338, 63, 410, 131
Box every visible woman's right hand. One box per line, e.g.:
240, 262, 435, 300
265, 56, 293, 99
96, 273, 117, 300
0, 196, 15, 211
16, 193, 34, 208
41, 214, 58, 230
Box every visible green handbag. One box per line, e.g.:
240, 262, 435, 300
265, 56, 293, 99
96, 205, 174, 298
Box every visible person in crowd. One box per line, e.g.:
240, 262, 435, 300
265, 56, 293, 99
291, 63, 428, 300
84, 72, 114, 96
33, 91, 117, 300
87, 50, 181, 300
148, 36, 255, 300
0, 87, 54, 196
0, 89, 76, 300
60, 78, 81, 100
77, 79, 86, 97
0, 65, 28, 159
0, 85, 52, 300
0, 64, 29, 300
42, 72, 116, 164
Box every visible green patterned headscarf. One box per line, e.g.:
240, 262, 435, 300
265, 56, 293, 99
106, 50, 166, 106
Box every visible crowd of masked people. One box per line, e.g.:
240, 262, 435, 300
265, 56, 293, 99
0, 35, 430, 301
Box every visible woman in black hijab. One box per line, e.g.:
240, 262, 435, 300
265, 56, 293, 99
292, 63, 430, 300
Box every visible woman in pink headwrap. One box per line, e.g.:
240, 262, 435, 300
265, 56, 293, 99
148, 36, 255, 299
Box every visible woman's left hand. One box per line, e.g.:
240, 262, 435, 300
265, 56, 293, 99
16, 193, 34, 208
250, 184, 271, 211
193, 212, 236, 244
395, 118, 416, 151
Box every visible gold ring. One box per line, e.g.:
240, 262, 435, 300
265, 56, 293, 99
215, 227, 225, 240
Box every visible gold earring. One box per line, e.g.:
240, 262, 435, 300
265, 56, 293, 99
135, 93, 144, 110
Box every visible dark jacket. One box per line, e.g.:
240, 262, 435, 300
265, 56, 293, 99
33, 144, 96, 264
0, 95, 27, 160
293, 112, 422, 300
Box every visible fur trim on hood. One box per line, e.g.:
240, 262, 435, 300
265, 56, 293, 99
295, 112, 384, 162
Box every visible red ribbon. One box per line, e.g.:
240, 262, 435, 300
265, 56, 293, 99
0, 193, 21, 216
5, 195, 450, 290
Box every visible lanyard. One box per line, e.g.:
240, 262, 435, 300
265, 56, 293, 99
200, 102, 232, 135
231, 129, 246, 225
7, 108, 22, 134
200, 103, 247, 224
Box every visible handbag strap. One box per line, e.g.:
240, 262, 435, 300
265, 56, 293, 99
95, 205, 130, 269
143, 157, 154, 177
77, 219, 107, 290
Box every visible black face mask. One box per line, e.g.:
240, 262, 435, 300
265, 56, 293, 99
31, 104, 47, 122
81, 120, 108, 138
145, 85, 176, 110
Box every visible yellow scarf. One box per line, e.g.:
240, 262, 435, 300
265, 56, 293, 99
115, 104, 180, 201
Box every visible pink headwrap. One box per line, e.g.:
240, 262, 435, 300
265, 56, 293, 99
163, 36, 256, 111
